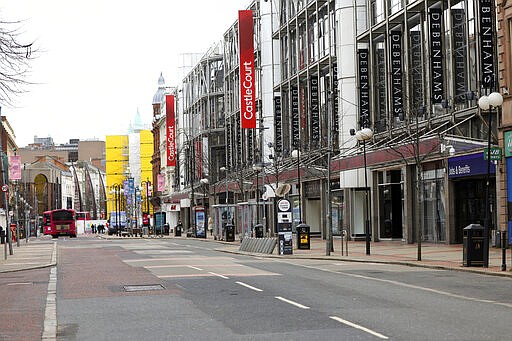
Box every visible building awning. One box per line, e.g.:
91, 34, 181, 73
163, 191, 189, 202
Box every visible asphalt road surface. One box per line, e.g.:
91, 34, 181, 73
52, 237, 512, 340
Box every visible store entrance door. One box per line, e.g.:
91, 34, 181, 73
453, 178, 495, 243
378, 169, 403, 239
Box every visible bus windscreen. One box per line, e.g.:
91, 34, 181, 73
52, 210, 74, 222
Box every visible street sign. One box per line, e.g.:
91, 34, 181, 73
483, 147, 502, 161
1, 184, 8, 192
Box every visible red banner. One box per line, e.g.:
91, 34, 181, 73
238, 10, 256, 129
166, 95, 176, 167
195, 139, 202, 179
9, 155, 21, 180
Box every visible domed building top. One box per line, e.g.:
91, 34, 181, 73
152, 72, 166, 105
128, 108, 145, 133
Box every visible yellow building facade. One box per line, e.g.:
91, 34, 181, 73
105, 131, 154, 225
139, 130, 154, 215
105, 135, 129, 216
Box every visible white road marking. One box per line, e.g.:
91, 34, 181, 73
209, 272, 229, 279
145, 264, 243, 269
275, 296, 310, 309
188, 265, 204, 271
278, 260, 512, 309
42, 242, 57, 340
159, 274, 216, 278
330, 316, 389, 339
342, 272, 512, 308
7, 282, 33, 286
235, 281, 263, 292
125, 256, 232, 263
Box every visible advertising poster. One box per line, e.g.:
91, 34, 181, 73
196, 210, 206, 238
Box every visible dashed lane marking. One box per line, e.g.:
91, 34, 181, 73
209, 272, 229, 279
330, 316, 389, 339
235, 281, 263, 292
187, 265, 203, 271
275, 296, 310, 309
277, 260, 512, 309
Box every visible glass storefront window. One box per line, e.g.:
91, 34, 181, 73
378, 170, 404, 239
331, 192, 344, 236
417, 168, 446, 242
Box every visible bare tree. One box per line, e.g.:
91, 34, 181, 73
0, 19, 36, 105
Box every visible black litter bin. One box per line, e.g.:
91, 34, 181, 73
175, 224, 182, 237
0, 227, 5, 244
254, 224, 264, 238
463, 224, 484, 267
296, 223, 310, 249
225, 223, 235, 242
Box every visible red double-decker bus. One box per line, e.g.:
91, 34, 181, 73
43, 209, 77, 238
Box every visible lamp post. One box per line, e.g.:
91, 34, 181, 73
291, 149, 302, 224
200, 178, 209, 238
135, 187, 140, 230
478, 91, 503, 268
356, 127, 374, 256
200, 178, 209, 204
110, 184, 122, 236
141, 180, 152, 234
252, 163, 264, 225
220, 167, 228, 204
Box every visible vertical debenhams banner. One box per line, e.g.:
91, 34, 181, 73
239, 10, 256, 129
429, 8, 444, 104
165, 94, 176, 167
274, 96, 282, 154
390, 31, 403, 119
479, 0, 495, 89
357, 49, 370, 127
310, 76, 320, 146
452, 9, 467, 103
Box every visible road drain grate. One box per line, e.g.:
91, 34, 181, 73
123, 284, 165, 292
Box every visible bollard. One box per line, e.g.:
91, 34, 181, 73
502, 231, 507, 271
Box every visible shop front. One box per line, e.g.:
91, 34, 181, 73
340, 168, 372, 240
448, 153, 496, 244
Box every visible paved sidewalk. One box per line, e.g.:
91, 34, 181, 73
2, 234, 511, 278
284, 238, 512, 277
214, 235, 512, 277
0, 238, 57, 273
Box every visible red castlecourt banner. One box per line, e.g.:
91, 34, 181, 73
166, 94, 176, 167
238, 10, 256, 129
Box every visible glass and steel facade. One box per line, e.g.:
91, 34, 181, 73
159, 0, 502, 244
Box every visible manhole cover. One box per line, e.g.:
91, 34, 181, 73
123, 284, 165, 292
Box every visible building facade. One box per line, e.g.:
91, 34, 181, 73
151, 0, 505, 246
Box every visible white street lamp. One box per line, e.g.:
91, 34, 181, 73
220, 167, 228, 204
354, 127, 373, 256
478, 91, 503, 268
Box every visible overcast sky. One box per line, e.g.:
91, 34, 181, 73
0, 0, 249, 147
